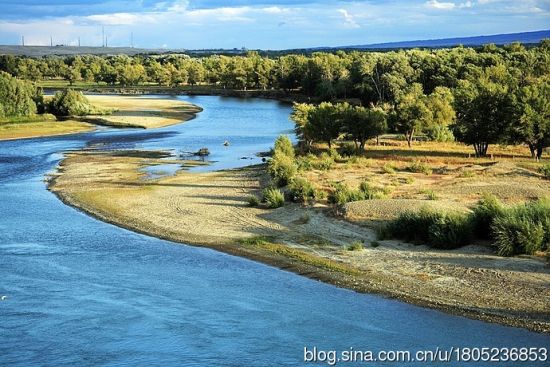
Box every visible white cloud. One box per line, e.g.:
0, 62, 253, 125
337, 9, 360, 28
425, 0, 457, 10
86, 12, 157, 25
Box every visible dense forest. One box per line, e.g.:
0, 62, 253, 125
0, 40, 549, 157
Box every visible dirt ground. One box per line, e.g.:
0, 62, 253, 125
48, 150, 550, 333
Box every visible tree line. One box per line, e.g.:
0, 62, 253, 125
0, 40, 548, 156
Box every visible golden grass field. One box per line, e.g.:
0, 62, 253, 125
0, 119, 94, 141
84, 95, 202, 129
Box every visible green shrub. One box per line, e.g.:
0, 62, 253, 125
238, 236, 274, 246
420, 189, 438, 200
246, 195, 260, 207
296, 155, 315, 171
370, 240, 380, 248
267, 153, 297, 186
262, 187, 285, 208
427, 213, 474, 249
347, 241, 364, 251
425, 125, 455, 142
339, 142, 358, 157
288, 177, 318, 203
471, 195, 505, 239
385, 208, 473, 249
312, 153, 334, 170
273, 135, 295, 158
328, 182, 365, 205
407, 160, 433, 175
382, 163, 396, 174
540, 164, 550, 180
327, 148, 341, 159
358, 181, 387, 199
48, 89, 93, 116
491, 199, 550, 256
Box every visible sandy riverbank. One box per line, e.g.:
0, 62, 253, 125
48, 149, 550, 333
83, 95, 202, 129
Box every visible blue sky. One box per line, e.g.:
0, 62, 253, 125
0, 0, 548, 49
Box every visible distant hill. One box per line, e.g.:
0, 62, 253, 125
338, 30, 549, 50
1, 30, 548, 57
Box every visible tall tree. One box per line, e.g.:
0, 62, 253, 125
513, 78, 550, 160
452, 77, 515, 156
392, 83, 431, 148
344, 105, 387, 150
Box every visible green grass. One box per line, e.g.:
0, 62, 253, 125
347, 241, 364, 251
382, 163, 397, 174
492, 199, 550, 256
328, 182, 365, 205
288, 177, 318, 203
406, 160, 433, 175
383, 196, 550, 256
246, 195, 260, 207
0, 113, 57, 125
262, 187, 285, 208
539, 164, 550, 180
420, 189, 438, 200
383, 208, 473, 249
240, 236, 361, 276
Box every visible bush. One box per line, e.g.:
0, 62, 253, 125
540, 164, 550, 180
328, 182, 365, 205
427, 213, 474, 249
246, 195, 260, 207
262, 187, 285, 208
419, 189, 438, 200
288, 177, 318, 203
491, 199, 550, 256
273, 135, 295, 158
296, 154, 315, 171
407, 160, 433, 175
382, 163, 397, 174
347, 241, 364, 251
425, 125, 455, 142
339, 142, 358, 157
358, 181, 387, 199
471, 195, 505, 239
384, 208, 473, 249
48, 89, 93, 116
312, 153, 334, 170
267, 153, 297, 186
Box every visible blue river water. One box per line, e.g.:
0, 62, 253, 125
0, 96, 548, 366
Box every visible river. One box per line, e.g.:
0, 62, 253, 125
0, 96, 548, 366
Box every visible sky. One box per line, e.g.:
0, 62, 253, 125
0, 0, 548, 49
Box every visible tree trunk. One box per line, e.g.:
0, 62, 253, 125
474, 142, 489, 157
406, 129, 414, 148
327, 140, 332, 149
528, 143, 536, 159
536, 145, 543, 161
359, 140, 366, 151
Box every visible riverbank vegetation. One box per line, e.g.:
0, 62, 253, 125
0, 71, 201, 139
263, 134, 549, 258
